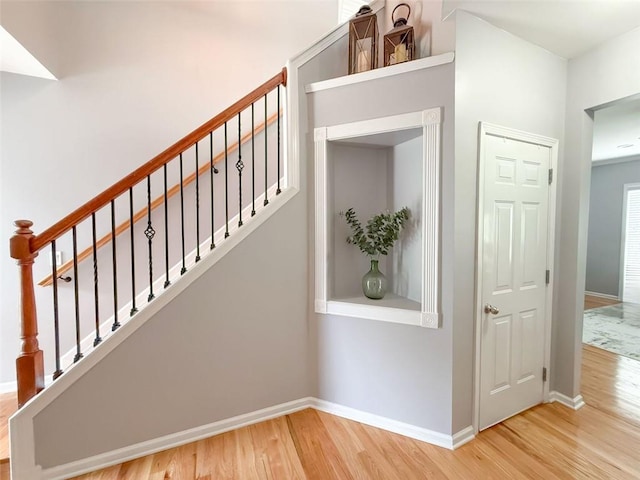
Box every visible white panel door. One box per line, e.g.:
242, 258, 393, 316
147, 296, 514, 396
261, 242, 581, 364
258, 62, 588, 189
479, 132, 551, 431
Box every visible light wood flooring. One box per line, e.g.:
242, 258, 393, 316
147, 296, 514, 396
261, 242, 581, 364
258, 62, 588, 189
584, 293, 621, 310
0, 392, 17, 480
67, 344, 640, 480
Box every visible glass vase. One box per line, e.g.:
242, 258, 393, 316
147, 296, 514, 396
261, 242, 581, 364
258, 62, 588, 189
362, 259, 387, 299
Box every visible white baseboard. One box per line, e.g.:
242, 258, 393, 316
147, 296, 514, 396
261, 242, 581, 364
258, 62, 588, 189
41, 397, 313, 480
0, 381, 16, 394
584, 291, 620, 301
29, 397, 471, 479
451, 426, 475, 449
311, 398, 474, 450
549, 391, 586, 410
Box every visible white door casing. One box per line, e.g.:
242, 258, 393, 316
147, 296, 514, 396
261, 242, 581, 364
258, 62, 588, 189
475, 123, 558, 432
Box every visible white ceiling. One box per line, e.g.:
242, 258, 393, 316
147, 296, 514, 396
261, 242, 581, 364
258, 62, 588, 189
443, 0, 640, 59
443, 0, 640, 163
593, 98, 640, 162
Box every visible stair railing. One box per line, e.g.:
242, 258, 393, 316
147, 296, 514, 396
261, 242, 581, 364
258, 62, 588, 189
10, 68, 287, 408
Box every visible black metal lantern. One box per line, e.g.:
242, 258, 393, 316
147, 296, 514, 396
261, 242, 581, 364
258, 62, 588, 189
383, 3, 415, 67
348, 5, 379, 74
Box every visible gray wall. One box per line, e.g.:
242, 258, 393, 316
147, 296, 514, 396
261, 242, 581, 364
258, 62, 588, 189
586, 158, 640, 297
454, 11, 567, 427
0, 0, 337, 385
557, 26, 640, 397
33, 196, 310, 467
308, 63, 456, 435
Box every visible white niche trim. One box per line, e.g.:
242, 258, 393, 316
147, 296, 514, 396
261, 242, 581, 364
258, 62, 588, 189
314, 108, 442, 328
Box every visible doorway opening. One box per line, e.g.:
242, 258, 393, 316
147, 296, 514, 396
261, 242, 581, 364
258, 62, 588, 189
584, 97, 640, 362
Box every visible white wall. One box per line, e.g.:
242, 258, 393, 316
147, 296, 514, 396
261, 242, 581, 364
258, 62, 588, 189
556, 26, 640, 397
382, 0, 455, 58
0, 0, 337, 385
391, 136, 423, 302
454, 11, 567, 427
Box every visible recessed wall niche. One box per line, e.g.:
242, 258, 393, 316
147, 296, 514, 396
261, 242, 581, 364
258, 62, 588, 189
314, 109, 442, 328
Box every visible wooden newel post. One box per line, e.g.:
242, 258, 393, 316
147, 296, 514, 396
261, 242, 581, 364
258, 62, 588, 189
10, 220, 44, 407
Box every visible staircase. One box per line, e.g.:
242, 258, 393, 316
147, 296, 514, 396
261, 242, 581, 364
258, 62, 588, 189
7, 68, 291, 478
10, 68, 287, 408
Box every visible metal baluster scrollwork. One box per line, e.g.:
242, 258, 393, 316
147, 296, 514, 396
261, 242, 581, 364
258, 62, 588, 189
237, 113, 244, 227
145, 175, 155, 302
91, 212, 102, 346
224, 122, 230, 238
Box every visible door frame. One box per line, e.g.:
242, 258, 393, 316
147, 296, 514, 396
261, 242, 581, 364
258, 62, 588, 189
473, 122, 559, 434
619, 182, 640, 302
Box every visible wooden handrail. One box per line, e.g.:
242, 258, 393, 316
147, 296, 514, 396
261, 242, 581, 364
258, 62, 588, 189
38, 112, 280, 286
30, 67, 286, 254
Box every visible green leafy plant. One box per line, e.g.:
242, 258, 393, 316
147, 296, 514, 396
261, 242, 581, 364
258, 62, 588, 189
342, 207, 410, 258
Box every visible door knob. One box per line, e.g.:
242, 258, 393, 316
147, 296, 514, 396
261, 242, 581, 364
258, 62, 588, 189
484, 304, 500, 315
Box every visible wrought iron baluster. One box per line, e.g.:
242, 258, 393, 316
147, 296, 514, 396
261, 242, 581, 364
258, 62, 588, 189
129, 187, 138, 316
72, 226, 83, 362
163, 164, 171, 288
264, 93, 269, 206
251, 103, 256, 217
277, 84, 281, 195
51, 240, 63, 379
111, 200, 120, 331
195, 142, 201, 262
145, 175, 155, 302
237, 113, 244, 227
210, 131, 217, 250
224, 122, 230, 238
91, 213, 102, 346
180, 153, 187, 275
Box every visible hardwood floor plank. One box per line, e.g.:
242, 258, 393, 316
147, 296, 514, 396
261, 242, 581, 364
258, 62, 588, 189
315, 412, 372, 480
584, 294, 620, 310
0, 460, 10, 480
477, 423, 558, 480
147, 447, 177, 480
286, 409, 354, 480
529, 405, 640, 477
360, 421, 446, 479
507, 411, 630, 480
0, 393, 17, 462
241, 416, 304, 480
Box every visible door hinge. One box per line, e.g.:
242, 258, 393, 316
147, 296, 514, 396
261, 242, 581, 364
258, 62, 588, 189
543, 367, 547, 382
548, 168, 553, 184
546, 270, 550, 285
